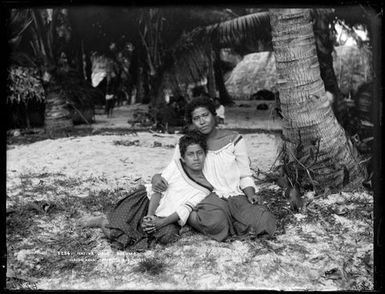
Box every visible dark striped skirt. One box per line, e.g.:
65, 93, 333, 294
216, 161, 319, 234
105, 185, 180, 250
188, 193, 277, 242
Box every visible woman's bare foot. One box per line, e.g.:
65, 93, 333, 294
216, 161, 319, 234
100, 224, 111, 239
79, 215, 107, 228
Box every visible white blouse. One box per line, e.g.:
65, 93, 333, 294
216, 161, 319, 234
145, 159, 211, 226
172, 134, 256, 199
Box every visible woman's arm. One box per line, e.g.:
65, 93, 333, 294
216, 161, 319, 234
142, 192, 162, 233
242, 186, 261, 205
144, 213, 180, 234
147, 192, 161, 216
175, 193, 208, 226
155, 213, 179, 229
151, 174, 168, 193
233, 136, 256, 188
234, 136, 261, 204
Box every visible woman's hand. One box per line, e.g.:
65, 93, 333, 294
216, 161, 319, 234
142, 215, 156, 233
152, 217, 166, 230
151, 174, 168, 193
247, 193, 262, 205
142, 216, 165, 234
143, 215, 156, 223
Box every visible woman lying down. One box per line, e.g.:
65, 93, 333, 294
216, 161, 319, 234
79, 131, 213, 250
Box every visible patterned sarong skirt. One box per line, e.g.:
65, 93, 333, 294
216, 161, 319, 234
105, 185, 180, 250
188, 193, 277, 242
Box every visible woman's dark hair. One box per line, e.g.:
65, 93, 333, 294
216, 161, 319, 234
185, 96, 217, 123
179, 130, 208, 157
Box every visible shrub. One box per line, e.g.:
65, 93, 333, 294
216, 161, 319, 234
7, 65, 45, 104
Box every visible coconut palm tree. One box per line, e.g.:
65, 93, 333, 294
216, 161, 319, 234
268, 8, 366, 191
163, 7, 375, 190
8, 8, 74, 134
30, 9, 74, 134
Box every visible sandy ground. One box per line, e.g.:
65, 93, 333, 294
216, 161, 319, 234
6, 103, 373, 290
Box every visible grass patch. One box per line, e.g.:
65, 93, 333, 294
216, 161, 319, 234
258, 187, 295, 235
113, 139, 140, 146
53, 177, 83, 189
133, 256, 167, 276
30, 229, 99, 278
79, 189, 119, 213
8, 221, 99, 281
202, 250, 217, 269
6, 204, 39, 240
6, 277, 38, 290
7, 172, 116, 283
15, 172, 70, 198
6, 127, 142, 146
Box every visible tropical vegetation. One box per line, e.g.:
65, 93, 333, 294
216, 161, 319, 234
5, 6, 378, 192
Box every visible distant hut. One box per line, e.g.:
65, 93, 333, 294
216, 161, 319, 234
225, 51, 277, 100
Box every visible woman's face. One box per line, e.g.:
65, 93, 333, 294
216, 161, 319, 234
181, 144, 206, 171
191, 107, 216, 135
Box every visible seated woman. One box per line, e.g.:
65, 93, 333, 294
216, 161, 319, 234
152, 96, 277, 241
79, 131, 213, 250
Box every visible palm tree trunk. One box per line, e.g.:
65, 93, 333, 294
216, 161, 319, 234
24, 101, 31, 129
269, 8, 365, 191
44, 81, 73, 135
214, 48, 233, 105
135, 66, 145, 103
81, 40, 87, 81
312, 12, 344, 121
207, 49, 217, 98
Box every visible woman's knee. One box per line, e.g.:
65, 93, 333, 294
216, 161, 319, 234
205, 210, 228, 228
187, 211, 199, 227
193, 210, 228, 232
156, 224, 180, 245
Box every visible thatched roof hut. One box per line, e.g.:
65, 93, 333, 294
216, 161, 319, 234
225, 45, 373, 100
225, 51, 277, 100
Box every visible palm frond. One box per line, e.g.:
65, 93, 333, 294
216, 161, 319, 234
210, 12, 271, 48
162, 12, 272, 91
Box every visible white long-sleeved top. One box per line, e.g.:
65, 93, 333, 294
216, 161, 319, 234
145, 159, 211, 226
171, 133, 257, 199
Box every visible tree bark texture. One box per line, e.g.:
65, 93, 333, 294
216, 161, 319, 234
207, 48, 217, 98
135, 66, 145, 104
214, 48, 233, 105
312, 12, 345, 122
269, 9, 365, 190
44, 81, 73, 134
